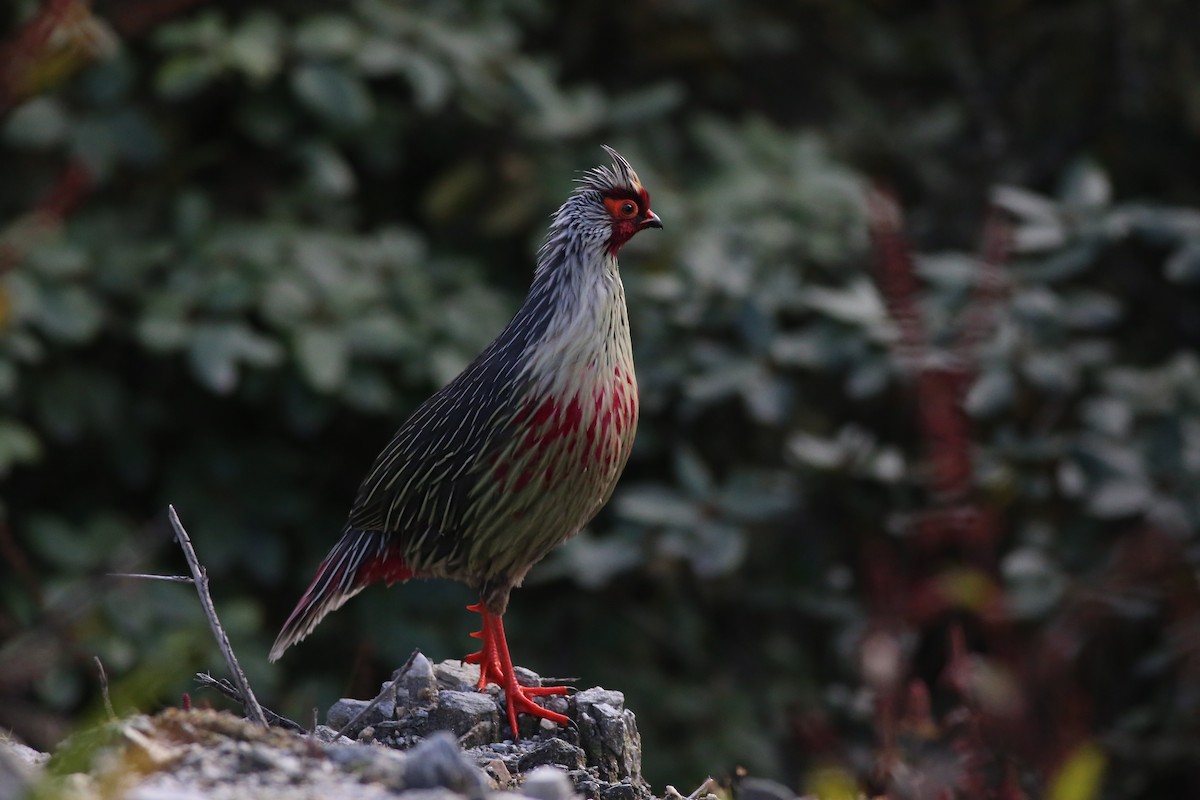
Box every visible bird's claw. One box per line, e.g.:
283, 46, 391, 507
464, 602, 572, 737
502, 681, 570, 734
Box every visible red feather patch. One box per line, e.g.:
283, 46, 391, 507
356, 553, 414, 586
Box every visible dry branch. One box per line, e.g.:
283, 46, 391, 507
167, 505, 268, 729
93, 656, 116, 721
193, 673, 304, 732
107, 572, 195, 584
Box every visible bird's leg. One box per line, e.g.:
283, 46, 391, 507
464, 602, 505, 689
463, 602, 569, 737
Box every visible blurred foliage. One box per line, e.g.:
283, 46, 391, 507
2, 0, 1200, 797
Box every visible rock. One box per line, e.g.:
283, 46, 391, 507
573, 689, 643, 785
430, 690, 500, 743
0, 740, 37, 800
567, 769, 601, 799
373, 715, 430, 748
484, 757, 514, 789
517, 739, 587, 772
512, 666, 542, 688
312, 724, 354, 744
128, 786, 211, 800
435, 660, 482, 692
401, 652, 439, 707
574, 688, 624, 710
520, 765, 577, 800
326, 698, 392, 738
402, 732, 489, 800
373, 684, 399, 720
30, 655, 652, 800
322, 738, 408, 788
601, 781, 641, 800
0, 735, 48, 767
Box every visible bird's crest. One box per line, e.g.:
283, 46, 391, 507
576, 145, 644, 196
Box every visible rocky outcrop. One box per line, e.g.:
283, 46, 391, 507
2, 655, 655, 800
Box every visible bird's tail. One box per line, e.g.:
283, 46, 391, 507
268, 528, 412, 662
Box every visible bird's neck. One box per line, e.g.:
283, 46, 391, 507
517, 236, 632, 394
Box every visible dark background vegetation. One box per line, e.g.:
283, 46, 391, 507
3, 1, 1200, 797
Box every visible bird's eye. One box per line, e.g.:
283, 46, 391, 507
604, 197, 640, 220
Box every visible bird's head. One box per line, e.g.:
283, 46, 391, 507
552, 146, 663, 258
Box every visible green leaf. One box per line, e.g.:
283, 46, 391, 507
991, 185, 1060, 223
1164, 240, 1200, 284
1002, 547, 1066, 619
156, 54, 222, 99
294, 15, 364, 58
966, 370, 1015, 418
295, 326, 349, 392
1062, 290, 1121, 329
343, 312, 411, 356
1087, 480, 1151, 518
301, 142, 357, 197
3, 97, 70, 148
136, 315, 191, 352
188, 322, 283, 394
291, 63, 374, 126
27, 243, 88, 278
0, 420, 42, 475
189, 325, 240, 394
261, 278, 315, 326
845, 358, 890, 400
1023, 351, 1078, 393
615, 484, 701, 527
225, 12, 284, 84
1059, 159, 1111, 211
803, 280, 889, 332
674, 447, 713, 498
36, 286, 103, 343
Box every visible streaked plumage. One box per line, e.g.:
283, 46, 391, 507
270, 147, 661, 737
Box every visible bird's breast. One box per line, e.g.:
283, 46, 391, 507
491, 361, 638, 497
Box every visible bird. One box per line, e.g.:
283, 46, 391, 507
269, 146, 662, 738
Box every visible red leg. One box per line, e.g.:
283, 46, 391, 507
463, 603, 569, 737
463, 602, 505, 689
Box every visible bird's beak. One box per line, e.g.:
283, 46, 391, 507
641, 211, 663, 230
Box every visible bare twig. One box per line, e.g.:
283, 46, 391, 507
686, 777, 721, 800
106, 572, 195, 583
193, 673, 305, 732
167, 505, 268, 729
335, 648, 419, 739
93, 656, 116, 721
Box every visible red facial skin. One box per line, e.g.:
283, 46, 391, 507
605, 186, 657, 255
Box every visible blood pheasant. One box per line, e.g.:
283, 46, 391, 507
269, 147, 662, 737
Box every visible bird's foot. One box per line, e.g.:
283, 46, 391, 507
464, 602, 505, 689
500, 677, 569, 735
464, 601, 571, 738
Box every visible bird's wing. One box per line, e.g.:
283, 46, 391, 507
345, 329, 535, 571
